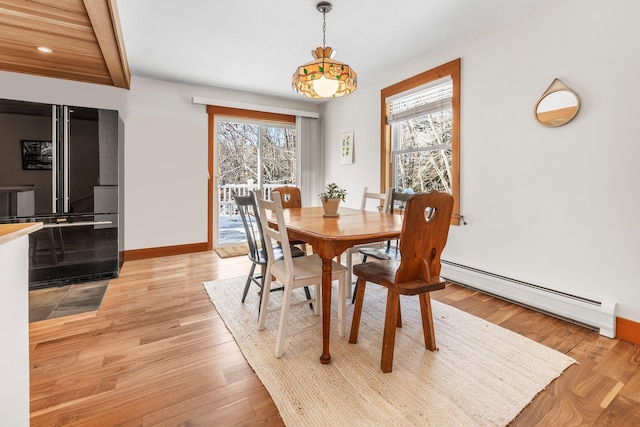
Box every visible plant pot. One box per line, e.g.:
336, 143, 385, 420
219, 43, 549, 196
321, 198, 341, 217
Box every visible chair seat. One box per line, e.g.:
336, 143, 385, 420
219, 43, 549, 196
358, 246, 399, 261
353, 261, 446, 295
253, 244, 306, 265
272, 254, 348, 284
275, 244, 306, 260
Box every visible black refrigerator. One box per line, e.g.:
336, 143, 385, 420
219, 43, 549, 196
0, 98, 124, 289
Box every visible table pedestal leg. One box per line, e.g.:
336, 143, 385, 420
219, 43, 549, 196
320, 257, 332, 364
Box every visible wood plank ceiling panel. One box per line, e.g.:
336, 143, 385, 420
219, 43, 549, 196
0, 0, 130, 89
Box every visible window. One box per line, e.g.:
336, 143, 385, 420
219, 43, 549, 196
380, 59, 460, 224
389, 76, 452, 193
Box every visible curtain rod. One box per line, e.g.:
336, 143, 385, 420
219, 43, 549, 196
191, 97, 319, 119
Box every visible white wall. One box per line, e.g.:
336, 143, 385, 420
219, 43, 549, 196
320, 0, 640, 322
0, 233, 31, 425
0, 72, 319, 250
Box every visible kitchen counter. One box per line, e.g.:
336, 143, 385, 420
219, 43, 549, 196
0, 221, 42, 426
0, 222, 43, 245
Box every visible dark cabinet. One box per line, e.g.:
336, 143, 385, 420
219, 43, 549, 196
0, 98, 124, 288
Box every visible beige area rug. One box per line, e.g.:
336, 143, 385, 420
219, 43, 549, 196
204, 276, 576, 426
214, 243, 249, 258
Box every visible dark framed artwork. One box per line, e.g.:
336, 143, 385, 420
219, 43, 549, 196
21, 140, 52, 170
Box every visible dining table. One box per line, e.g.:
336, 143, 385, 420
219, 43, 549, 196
274, 206, 404, 364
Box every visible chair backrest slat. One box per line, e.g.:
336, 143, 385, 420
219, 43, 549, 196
360, 187, 391, 213
256, 191, 295, 274
395, 192, 454, 284
385, 189, 417, 252
390, 189, 415, 215
233, 192, 266, 264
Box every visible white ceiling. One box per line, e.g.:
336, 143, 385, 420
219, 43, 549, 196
117, 0, 542, 101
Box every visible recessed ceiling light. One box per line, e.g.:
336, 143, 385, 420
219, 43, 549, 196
37, 46, 53, 53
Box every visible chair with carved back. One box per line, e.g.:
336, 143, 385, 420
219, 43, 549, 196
233, 192, 310, 313
271, 186, 302, 209
349, 191, 454, 373
271, 186, 308, 250
351, 189, 417, 303
256, 191, 349, 358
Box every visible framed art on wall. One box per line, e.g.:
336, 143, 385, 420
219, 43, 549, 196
340, 131, 354, 165
21, 140, 52, 170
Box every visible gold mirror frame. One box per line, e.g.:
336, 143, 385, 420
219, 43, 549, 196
535, 78, 580, 127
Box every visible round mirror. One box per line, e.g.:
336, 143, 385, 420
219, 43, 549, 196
535, 79, 580, 127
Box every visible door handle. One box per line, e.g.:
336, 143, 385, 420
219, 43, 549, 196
43, 221, 112, 228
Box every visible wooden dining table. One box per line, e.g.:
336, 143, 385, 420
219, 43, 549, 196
275, 206, 404, 364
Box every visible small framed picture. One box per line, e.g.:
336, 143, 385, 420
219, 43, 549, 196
21, 140, 53, 170
340, 131, 354, 165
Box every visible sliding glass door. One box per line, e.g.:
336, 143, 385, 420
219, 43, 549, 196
214, 116, 296, 247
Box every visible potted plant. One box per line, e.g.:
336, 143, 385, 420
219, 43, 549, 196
319, 183, 347, 217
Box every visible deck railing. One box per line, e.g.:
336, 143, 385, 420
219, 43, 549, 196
218, 184, 286, 219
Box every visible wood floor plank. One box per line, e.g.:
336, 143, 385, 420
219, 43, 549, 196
619, 365, 640, 404
595, 395, 640, 426
535, 390, 605, 425
28, 251, 640, 425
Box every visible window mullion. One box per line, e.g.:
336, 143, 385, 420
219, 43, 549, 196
392, 144, 451, 155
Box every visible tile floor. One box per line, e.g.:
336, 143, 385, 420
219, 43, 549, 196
28, 280, 109, 322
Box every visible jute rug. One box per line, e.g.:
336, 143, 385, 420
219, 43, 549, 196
204, 276, 576, 426
214, 243, 249, 258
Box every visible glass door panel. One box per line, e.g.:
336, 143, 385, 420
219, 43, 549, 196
261, 125, 296, 187
0, 99, 54, 217
214, 118, 296, 247
215, 120, 259, 247
66, 106, 100, 213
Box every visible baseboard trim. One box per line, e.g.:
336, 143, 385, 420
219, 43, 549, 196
616, 317, 640, 345
123, 242, 209, 261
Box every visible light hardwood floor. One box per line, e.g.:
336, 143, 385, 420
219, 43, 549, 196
29, 251, 640, 426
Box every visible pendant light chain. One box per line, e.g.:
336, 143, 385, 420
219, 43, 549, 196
322, 10, 327, 49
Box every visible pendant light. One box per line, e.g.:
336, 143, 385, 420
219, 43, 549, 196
292, 2, 357, 99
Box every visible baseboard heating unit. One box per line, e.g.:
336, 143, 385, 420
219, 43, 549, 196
440, 260, 616, 338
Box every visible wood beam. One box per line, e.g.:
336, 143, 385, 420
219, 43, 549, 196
83, 0, 130, 89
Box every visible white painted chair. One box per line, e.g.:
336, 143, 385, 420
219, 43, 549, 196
256, 191, 349, 358
341, 187, 392, 297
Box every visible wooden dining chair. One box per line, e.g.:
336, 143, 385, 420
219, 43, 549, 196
271, 186, 302, 209
271, 186, 308, 250
233, 192, 309, 313
256, 191, 349, 358
349, 191, 454, 373
351, 189, 417, 303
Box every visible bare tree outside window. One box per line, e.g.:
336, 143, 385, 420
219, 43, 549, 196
217, 121, 259, 186
217, 120, 296, 187
394, 110, 452, 193
389, 77, 453, 195
261, 126, 296, 186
